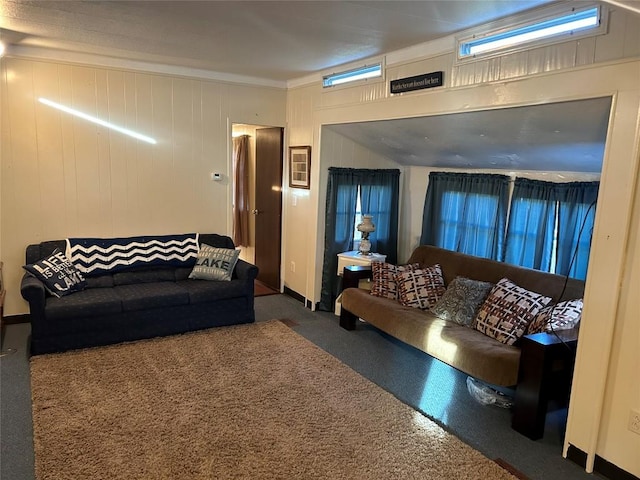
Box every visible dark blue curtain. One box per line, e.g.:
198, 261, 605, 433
319, 167, 400, 311
420, 172, 510, 260
360, 169, 400, 264
505, 178, 556, 271
555, 182, 599, 279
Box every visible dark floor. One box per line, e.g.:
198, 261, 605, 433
1, 294, 601, 480
254, 279, 279, 297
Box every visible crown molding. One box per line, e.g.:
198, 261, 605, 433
6, 46, 287, 89
9, 32, 456, 91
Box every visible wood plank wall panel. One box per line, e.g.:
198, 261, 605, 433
450, 6, 638, 89
1, 58, 285, 315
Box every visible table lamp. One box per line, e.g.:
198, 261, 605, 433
357, 215, 375, 255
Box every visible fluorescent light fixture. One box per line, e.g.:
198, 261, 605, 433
323, 63, 382, 88
38, 97, 157, 144
0, 42, 5, 57
459, 6, 600, 58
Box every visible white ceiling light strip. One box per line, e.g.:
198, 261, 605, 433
38, 97, 157, 144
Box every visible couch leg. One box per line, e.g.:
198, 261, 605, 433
340, 309, 357, 330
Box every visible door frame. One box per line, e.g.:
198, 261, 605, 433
228, 119, 285, 290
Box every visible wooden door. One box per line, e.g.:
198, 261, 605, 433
254, 127, 283, 290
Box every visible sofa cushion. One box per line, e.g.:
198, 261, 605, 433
85, 275, 115, 288
370, 262, 420, 300
430, 277, 494, 326
189, 245, 240, 281
23, 249, 87, 298
174, 267, 193, 281
474, 278, 552, 345
114, 282, 190, 312
341, 287, 521, 386
45, 288, 122, 320
177, 279, 247, 304
527, 298, 583, 334
113, 268, 177, 286
395, 264, 446, 310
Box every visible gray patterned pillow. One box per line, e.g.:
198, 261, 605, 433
430, 277, 494, 326
394, 264, 446, 310
188, 245, 240, 281
473, 278, 551, 345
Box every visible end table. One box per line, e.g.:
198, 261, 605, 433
334, 251, 386, 315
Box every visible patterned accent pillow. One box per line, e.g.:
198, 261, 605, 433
395, 264, 446, 310
473, 278, 552, 345
189, 245, 240, 281
527, 298, 583, 334
23, 249, 87, 298
370, 262, 420, 300
430, 277, 494, 326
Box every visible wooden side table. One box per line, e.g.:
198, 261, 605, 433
339, 265, 375, 330
334, 251, 386, 315
512, 329, 578, 439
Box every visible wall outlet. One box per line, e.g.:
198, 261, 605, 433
629, 409, 640, 435
290, 261, 295, 273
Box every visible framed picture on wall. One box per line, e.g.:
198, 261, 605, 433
289, 146, 311, 189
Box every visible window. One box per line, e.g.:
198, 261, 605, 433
420, 173, 510, 260
322, 63, 382, 88
319, 168, 400, 311
457, 5, 605, 61
352, 186, 363, 249
423, 174, 598, 280
505, 179, 599, 280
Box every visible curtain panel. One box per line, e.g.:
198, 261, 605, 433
505, 179, 599, 280
359, 169, 400, 264
319, 167, 400, 312
232, 135, 250, 247
420, 172, 510, 260
505, 178, 556, 271
554, 181, 599, 279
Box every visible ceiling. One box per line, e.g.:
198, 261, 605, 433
325, 97, 611, 173
326, 97, 612, 173
1, 0, 558, 82
0, 1, 620, 173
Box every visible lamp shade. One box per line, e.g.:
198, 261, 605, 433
357, 215, 375, 234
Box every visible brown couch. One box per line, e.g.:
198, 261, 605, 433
339, 245, 584, 388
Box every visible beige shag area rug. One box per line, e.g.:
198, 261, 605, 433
30, 320, 516, 480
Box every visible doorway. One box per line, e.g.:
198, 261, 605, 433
231, 124, 283, 291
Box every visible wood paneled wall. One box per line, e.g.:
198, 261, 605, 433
0, 58, 285, 315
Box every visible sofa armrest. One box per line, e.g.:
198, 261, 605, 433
20, 273, 46, 322
523, 327, 579, 346
342, 265, 372, 289
512, 328, 578, 439
234, 259, 259, 283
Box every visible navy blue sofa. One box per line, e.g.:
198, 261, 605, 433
21, 234, 258, 355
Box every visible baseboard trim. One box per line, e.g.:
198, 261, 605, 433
280, 288, 318, 311
2, 314, 30, 325
567, 444, 639, 480
282, 287, 305, 305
